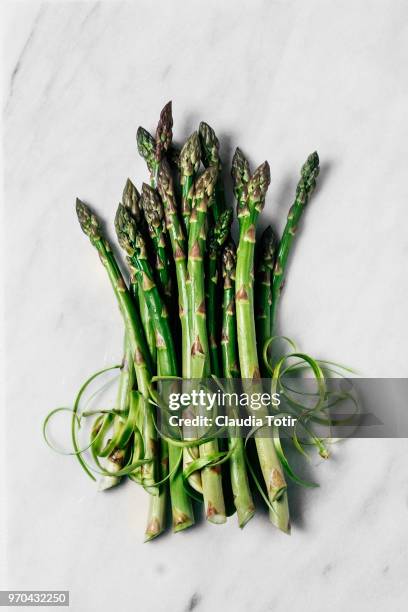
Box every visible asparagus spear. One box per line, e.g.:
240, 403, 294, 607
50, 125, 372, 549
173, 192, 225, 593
76, 200, 158, 498
271, 152, 320, 333
115, 203, 194, 533
265, 154, 319, 534
188, 167, 226, 523
206, 208, 233, 376
233, 159, 289, 532
179, 132, 201, 236
221, 243, 255, 526
199, 121, 226, 221
157, 159, 203, 494
255, 226, 278, 373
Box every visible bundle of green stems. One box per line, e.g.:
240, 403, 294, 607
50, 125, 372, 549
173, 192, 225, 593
63, 102, 321, 540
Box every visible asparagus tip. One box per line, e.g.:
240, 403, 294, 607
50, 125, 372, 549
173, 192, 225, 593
180, 131, 201, 177
136, 126, 156, 171
209, 208, 233, 255
114, 202, 137, 255
140, 182, 164, 225
247, 160, 271, 206
155, 100, 173, 160
231, 147, 250, 196
76, 198, 101, 241
298, 150, 320, 199
122, 178, 141, 222
199, 121, 220, 168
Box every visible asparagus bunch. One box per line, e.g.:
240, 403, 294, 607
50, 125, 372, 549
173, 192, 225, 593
50, 102, 329, 541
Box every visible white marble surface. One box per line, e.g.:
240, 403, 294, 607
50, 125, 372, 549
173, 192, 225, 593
2, 1, 408, 610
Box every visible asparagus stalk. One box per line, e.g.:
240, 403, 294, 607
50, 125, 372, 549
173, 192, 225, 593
76, 200, 158, 497
137, 283, 157, 364
188, 167, 226, 523
221, 245, 240, 378
188, 167, 217, 379
221, 243, 255, 526
206, 209, 233, 376
199, 121, 226, 221
255, 226, 278, 373
233, 158, 289, 532
145, 439, 169, 541
115, 203, 194, 532
179, 132, 201, 236
271, 152, 320, 332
